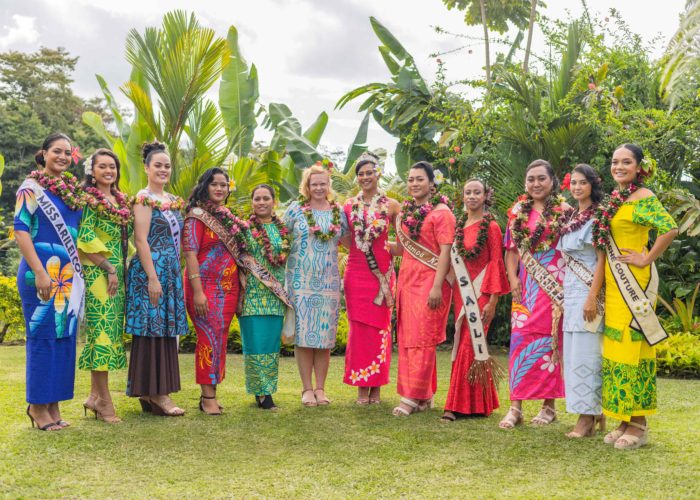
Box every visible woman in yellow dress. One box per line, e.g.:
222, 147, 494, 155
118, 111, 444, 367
591, 144, 677, 450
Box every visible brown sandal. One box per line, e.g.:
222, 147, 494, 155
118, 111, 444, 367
498, 407, 523, 429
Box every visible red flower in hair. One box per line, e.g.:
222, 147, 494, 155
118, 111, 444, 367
71, 146, 83, 165
561, 173, 571, 191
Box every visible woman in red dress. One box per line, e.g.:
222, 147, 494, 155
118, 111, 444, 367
442, 179, 509, 421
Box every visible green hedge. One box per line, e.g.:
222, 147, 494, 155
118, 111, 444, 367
0, 275, 24, 342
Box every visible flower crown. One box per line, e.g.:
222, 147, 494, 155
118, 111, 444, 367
315, 158, 334, 172
355, 152, 383, 176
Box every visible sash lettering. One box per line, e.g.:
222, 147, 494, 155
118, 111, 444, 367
561, 251, 604, 333
395, 214, 455, 286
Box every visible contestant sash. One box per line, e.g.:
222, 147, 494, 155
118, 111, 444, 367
605, 235, 667, 346
363, 250, 394, 308
561, 251, 605, 332
21, 179, 85, 326
161, 204, 182, 262
396, 214, 454, 286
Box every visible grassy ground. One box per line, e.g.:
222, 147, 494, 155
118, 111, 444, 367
0, 346, 698, 499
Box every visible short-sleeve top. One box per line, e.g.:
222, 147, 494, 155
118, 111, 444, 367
78, 205, 132, 271
241, 223, 287, 317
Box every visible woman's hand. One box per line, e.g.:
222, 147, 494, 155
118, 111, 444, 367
481, 300, 496, 326
107, 273, 119, 297
35, 269, 51, 302
428, 285, 443, 310
583, 294, 598, 323
509, 276, 522, 304
194, 290, 208, 317
617, 248, 649, 268
147, 276, 162, 307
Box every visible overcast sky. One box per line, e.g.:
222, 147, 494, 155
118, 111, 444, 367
0, 0, 687, 161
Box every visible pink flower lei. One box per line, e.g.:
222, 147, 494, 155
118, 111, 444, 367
401, 193, 452, 241
350, 192, 390, 253
248, 213, 291, 267
27, 170, 85, 211
196, 199, 249, 251
134, 192, 185, 211
84, 186, 133, 226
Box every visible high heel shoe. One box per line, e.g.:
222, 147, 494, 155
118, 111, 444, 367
566, 414, 604, 438
83, 396, 97, 417
26, 405, 60, 431
199, 396, 222, 416
94, 397, 122, 424
614, 420, 649, 450
150, 395, 185, 417
138, 397, 152, 413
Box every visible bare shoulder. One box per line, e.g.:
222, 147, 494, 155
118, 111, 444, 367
628, 187, 655, 201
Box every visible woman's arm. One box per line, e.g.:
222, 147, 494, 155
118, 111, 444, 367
505, 249, 521, 303
15, 231, 51, 301
82, 251, 119, 297
428, 243, 451, 309
618, 229, 678, 268
132, 203, 161, 306
583, 249, 606, 322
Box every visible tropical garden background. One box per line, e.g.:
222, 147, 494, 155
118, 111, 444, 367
0, 1, 699, 378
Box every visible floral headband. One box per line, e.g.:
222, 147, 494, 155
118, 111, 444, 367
356, 152, 383, 176
315, 158, 334, 172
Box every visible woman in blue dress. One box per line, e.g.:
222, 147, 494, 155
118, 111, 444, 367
15, 133, 84, 430
284, 163, 348, 406
125, 142, 188, 416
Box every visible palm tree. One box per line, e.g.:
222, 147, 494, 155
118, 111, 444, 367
523, 0, 538, 73
661, 0, 700, 109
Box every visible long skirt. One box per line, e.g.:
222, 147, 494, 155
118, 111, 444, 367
508, 330, 564, 401
397, 345, 437, 400
602, 331, 656, 421
563, 331, 602, 414
126, 336, 180, 397
240, 315, 282, 396
343, 321, 391, 387
444, 329, 499, 416
26, 335, 77, 404
191, 309, 235, 386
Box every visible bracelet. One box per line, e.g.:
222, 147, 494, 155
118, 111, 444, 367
188, 273, 201, 280
107, 270, 117, 275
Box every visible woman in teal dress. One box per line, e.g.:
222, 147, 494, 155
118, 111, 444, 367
240, 184, 291, 410
15, 133, 83, 431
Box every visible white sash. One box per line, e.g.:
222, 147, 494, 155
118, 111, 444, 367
160, 202, 182, 262
451, 246, 487, 362
21, 179, 85, 323
561, 251, 604, 333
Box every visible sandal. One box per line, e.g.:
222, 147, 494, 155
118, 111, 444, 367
498, 406, 523, 429
150, 395, 185, 417
566, 415, 604, 438
604, 423, 627, 444
440, 411, 457, 423
356, 398, 370, 406
531, 405, 557, 426
614, 420, 649, 450
199, 395, 222, 416
314, 388, 330, 406
26, 405, 61, 431
392, 397, 419, 417
301, 389, 317, 407
256, 395, 278, 411
369, 387, 381, 404
94, 397, 122, 424
417, 396, 435, 412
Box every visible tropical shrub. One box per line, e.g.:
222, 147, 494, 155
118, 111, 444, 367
0, 274, 23, 342
656, 332, 700, 378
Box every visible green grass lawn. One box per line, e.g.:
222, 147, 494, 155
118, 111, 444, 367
0, 346, 698, 498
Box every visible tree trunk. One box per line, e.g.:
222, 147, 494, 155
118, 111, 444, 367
523, 0, 538, 73
480, 0, 491, 89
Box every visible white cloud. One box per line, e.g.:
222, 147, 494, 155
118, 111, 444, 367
0, 14, 39, 49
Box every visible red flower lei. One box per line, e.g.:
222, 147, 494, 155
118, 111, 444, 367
455, 211, 493, 261
509, 194, 567, 253
298, 197, 342, 242
592, 184, 639, 251
560, 204, 596, 236
27, 170, 84, 210
248, 214, 291, 267
401, 193, 452, 241
84, 186, 132, 226
350, 192, 390, 253
197, 200, 249, 251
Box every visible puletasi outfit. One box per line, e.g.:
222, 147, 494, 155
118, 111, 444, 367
15, 185, 82, 404
557, 218, 603, 415
239, 223, 286, 396
342, 200, 394, 387
183, 216, 239, 386
396, 209, 455, 400
125, 191, 188, 396
505, 209, 565, 401
445, 220, 509, 415
602, 196, 676, 421
283, 201, 348, 349
77, 205, 131, 372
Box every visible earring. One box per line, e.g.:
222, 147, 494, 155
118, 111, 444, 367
92, 178, 97, 185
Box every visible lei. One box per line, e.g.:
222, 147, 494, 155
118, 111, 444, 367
134, 192, 185, 212
196, 200, 249, 251
298, 197, 342, 242
455, 211, 493, 261
350, 192, 390, 253
510, 194, 567, 253
27, 170, 84, 210
592, 183, 639, 251
560, 204, 596, 236
248, 214, 291, 267
401, 193, 452, 241
84, 186, 132, 226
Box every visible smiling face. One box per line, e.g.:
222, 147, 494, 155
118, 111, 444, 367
92, 153, 118, 191
207, 173, 229, 205
610, 147, 640, 188
525, 165, 553, 201
569, 171, 592, 203
407, 167, 432, 201
356, 163, 379, 192
308, 172, 330, 202
145, 152, 172, 187
252, 186, 275, 218
43, 139, 72, 176
463, 180, 486, 213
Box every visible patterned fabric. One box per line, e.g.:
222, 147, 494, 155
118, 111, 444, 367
344, 321, 392, 387
504, 208, 564, 400
601, 196, 676, 420
77, 205, 130, 371
241, 223, 286, 317
283, 201, 348, 349
240, 315, 282, 395
183, 217, 239, 385
126, 191, 188, 337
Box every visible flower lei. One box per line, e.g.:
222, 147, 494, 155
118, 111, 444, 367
401, 193, 453, 241
298, 197, 342, 242
455, 211, 493, 261
510, 194, 567, 253
84, 186, 132, 226
350, 192, 390, 253
560, 204, 596, 236
27, 170, 84, 210
133, 192, 185, 212
592, 183, 639, 251
248, 214, 291, 267
197, 200, 249, 251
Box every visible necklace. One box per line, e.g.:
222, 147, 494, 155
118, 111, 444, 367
84, 186, 132, 226
401, 193, 452, 241
593, 184, 639, 251
560, 205, 596, 236
197, 200, 249, 251
248, 214, 291, 267
27, 170, 84, 210
455, 212, 493, 261
134, 191, 184, 211
298, 197, 342, 242
510, 194, 567, 253
350, 192, 390, 253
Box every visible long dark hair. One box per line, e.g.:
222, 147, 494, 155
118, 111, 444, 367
82, 149, 122, 194
572, 163, 603, 204
34, 132, 72, 166
186, 167, 231, 212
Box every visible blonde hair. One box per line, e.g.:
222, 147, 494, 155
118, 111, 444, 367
299, 165, 336, 201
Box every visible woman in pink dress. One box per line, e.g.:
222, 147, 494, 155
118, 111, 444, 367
442, 179, 509, 421
499, 160, 570, 429
391, 161, 455, 417
341, 153, 401, 405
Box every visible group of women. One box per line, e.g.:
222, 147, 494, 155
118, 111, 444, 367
15, 132, 677, 451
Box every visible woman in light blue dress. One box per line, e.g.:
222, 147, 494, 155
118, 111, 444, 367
284, 163, 348, 406
557, 164, 605, 438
